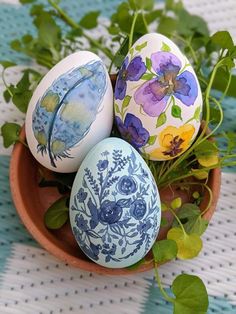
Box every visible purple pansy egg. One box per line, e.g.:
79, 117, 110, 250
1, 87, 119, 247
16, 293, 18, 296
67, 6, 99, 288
114, 33, 202, 161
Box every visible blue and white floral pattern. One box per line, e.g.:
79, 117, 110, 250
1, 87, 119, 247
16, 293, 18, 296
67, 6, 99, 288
70, 139, 161, 268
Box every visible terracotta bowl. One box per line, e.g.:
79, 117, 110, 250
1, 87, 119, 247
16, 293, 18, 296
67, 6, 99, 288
10, 126, 221, 275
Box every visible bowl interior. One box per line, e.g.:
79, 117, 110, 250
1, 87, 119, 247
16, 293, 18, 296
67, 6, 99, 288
10, 127, 221, 275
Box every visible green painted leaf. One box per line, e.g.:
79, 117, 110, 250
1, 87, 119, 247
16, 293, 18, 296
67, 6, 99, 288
122, 95, 132, 108
44, 196, 69, 230
167, 227, 202, 259
0, 61, 16, 69
161, 42, 171, 52
135, 41, 147, 52
172, 274, 209, 314
147, 135, 157, 145
156, 112, 167, 127
1, 123, 21, 148
193, 106, 201, 121
171, 104, 182, 119
79, 11, 100, 29
114, 103, 121, 115
145, 57, 152, 71
141, 73, 155, 80
152, 239, 178, 264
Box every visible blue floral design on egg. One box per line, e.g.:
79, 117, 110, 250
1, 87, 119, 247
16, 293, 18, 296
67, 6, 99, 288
69, 138, 161, 268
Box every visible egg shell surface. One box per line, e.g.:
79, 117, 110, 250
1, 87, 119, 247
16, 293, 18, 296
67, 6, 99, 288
114, 33, 202, 161
26, 51, 113, 173
69, 137, 161, 268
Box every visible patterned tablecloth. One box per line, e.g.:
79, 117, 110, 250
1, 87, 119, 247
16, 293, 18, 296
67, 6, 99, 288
0, 1, 236, 313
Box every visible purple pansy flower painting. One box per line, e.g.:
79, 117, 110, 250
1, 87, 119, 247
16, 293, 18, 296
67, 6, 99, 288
134, 51, 198, 117
115, 113, 149, 149
115, 56, 146, 100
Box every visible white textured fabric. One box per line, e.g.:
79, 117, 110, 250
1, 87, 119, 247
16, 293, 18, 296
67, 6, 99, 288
0, 172, 236, 313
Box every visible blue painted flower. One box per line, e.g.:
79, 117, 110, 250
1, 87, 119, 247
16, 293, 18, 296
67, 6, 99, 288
134, 52, 198, 117
77, 188, 87, 202
115, 56, 146, 100
130, 199, 147, 219
137, 220, 152, 234
81, 242, 100, 261
117, 175, 137, 195
99, 200, 122, 224
116, 113, 149, 149
75, 214, 89, 231
101, 243, 117, 262
97, 159, 109, 171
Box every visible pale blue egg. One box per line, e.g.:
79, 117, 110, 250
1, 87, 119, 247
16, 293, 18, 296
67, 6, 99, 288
69, 137, 161, 268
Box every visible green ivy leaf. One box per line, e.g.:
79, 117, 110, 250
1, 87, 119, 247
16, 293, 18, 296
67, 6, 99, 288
152, 239, 178, 264
0, 61, 16, 69
122, 95, 132, 108
193, 106, 201, 121
161, 42, 171, 52
172, 274, 209, 314
157, 16, 178, 36
1, 123, 21, 148
210, 31, 234, 51
79, 11, 100, 29
147, 135, 157, 145
156, 112, 167, 127
171, 104, 182, 120
145, 57, 152, 71
173, 203, 208, 236
194, 140, 218, 159
44, 196, 69, 230
37, 13, 61, 50
141, 73, 155, 80
135, 41, 148, 52
167, 227, 202, 259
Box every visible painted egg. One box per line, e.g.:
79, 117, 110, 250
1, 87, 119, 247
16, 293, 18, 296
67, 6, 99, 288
69, 137, 161, 268
114, 33, 202, 161
25, 51, 113, 173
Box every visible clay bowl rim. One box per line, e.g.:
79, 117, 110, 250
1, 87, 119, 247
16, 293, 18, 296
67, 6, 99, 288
10, 127, 221, 275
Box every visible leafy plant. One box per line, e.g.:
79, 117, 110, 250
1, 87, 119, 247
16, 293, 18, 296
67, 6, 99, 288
1, 0, 236, 313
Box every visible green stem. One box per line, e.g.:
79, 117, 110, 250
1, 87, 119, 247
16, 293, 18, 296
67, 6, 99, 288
154, 264, 174, 303
158, 59, 225, 186
129, 11, 139, 49
141, 12, 149, 33
48, 0, 113, 60
18, 138, 28, 148
1, 69, 13, 97
219, 71, 232, 103
168, 207, 187, 235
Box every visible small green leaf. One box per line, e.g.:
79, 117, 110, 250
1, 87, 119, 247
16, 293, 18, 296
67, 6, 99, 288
145, 57, 152, 71
44, 196, 69, 230
161, 42, 171, 52
3, 89, 11, 103
141, 73, 155, 80
161, 202, 168, 212
152, 239, 178, 264
194, 140, 218, 159
157, 16, 178, 36
20, 0, 36, 3
135, 41, 147, 52
113, 54, 126, 68
171, 197, 182, 210
122, 95, 132, 108
171, 104, 182, 119
1, 123, 21, 148
12, 90, 32, 113
79, 11, 100, 29
167, 227, 202, 259
127, 258, 145, 270
173, 203, 208, 236
160, 216, 168, 226
114, 103, 121, 115
0, 61, 16, 69
193, 106, 201, 121
172, 274, 209, 314
148, 135, 157, 145
37, 13, 61, 49
156, 112, 167, 127
211, 31, 234, 51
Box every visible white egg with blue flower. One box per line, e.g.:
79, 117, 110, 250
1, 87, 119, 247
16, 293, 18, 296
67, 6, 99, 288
114, 33, 202, 161
26, 51, 113, 173
69, 137, 161, 268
